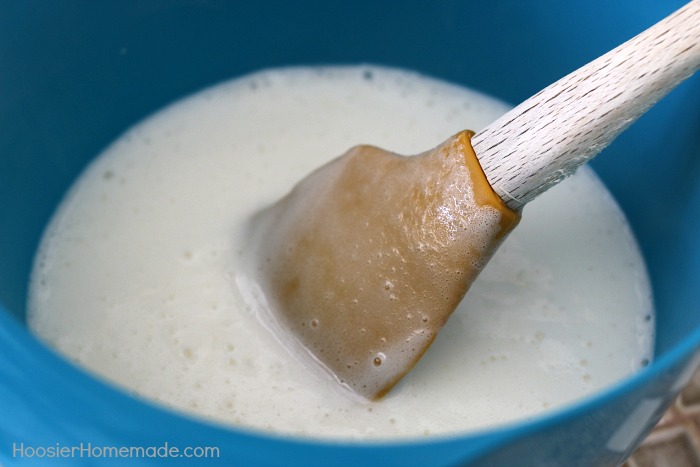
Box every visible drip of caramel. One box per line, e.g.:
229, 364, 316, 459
252, 131, 520, 400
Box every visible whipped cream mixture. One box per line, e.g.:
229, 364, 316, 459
28, 66, 654, 439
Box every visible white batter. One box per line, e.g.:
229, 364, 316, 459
28, 65, 654, 440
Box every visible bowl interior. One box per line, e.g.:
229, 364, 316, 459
1, 0, 699, 455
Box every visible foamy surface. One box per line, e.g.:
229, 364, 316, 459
28, 66, 654, 440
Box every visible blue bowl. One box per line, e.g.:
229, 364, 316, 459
1, 1, 699, 465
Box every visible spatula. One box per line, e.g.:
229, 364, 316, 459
250, 0, 700, 400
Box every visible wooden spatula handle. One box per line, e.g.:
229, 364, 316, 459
472, 0, 700, 210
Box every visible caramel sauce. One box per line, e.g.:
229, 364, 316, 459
255, 131, 520, 399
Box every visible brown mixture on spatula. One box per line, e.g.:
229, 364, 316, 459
250, 131, 519, 400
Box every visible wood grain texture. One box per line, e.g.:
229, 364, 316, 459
473, 0, 700, 210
